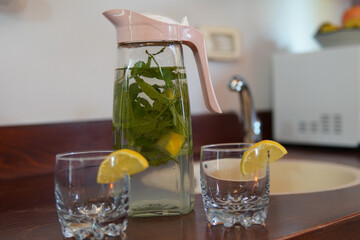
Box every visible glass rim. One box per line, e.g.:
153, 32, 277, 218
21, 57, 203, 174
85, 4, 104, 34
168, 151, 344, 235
56, 150, 113, 161
201, 143, 256, 152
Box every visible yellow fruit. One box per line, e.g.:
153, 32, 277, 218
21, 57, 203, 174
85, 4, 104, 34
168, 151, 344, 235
317, 22, 340, 33
166, 88, 175, 99
156, 131, 185, 157
251, 140, 288, 163
344, 19, 360, 29
240, 148, 267, 176
97, 149, 149, 184
240, 140, 287, 176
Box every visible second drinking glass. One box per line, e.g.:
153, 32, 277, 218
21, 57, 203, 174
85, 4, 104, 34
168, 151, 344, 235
200, 143, 269, 228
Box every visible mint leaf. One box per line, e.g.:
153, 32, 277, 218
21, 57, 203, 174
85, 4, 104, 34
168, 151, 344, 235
129, 83, 142, 99
134, 76, 171, 105
169, 105, 188, 138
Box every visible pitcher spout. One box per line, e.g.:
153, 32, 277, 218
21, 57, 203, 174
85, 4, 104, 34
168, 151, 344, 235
103, 9, 130, 28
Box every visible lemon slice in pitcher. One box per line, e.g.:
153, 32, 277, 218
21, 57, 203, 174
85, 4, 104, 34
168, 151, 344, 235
97, 149, 149, 184
156, 131, 185, 157
240, 140, 287, 176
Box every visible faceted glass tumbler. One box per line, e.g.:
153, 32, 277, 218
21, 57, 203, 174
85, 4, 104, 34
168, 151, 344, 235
200, 143, 269, 228
55, 151, 129, 240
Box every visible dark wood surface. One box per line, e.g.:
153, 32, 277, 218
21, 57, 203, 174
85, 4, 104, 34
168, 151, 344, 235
2, 112, 360, 240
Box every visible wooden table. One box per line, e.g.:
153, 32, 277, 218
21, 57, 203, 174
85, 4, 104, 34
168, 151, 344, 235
1, 117, 360, 239
2, 146, 360, 240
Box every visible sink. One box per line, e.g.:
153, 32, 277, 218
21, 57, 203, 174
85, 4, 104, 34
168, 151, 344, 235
269, 159, 360, 195
194, 159, 360, 195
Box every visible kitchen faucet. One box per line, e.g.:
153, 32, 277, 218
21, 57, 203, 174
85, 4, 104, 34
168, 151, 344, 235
228, 75, 262, 143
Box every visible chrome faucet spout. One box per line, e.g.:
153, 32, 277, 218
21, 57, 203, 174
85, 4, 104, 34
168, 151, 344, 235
228, 75, 262, 143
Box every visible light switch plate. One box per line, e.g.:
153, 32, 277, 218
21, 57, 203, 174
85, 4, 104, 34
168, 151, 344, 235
199, 26, 241, 61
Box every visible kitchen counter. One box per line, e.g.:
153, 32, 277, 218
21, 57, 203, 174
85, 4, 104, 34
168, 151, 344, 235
1, 114, 360, 239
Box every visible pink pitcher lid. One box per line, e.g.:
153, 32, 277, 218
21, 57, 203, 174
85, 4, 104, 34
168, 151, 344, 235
103, 9, 222, 114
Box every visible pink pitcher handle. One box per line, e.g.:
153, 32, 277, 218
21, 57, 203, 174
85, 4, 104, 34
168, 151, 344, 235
181, 27, 222, 114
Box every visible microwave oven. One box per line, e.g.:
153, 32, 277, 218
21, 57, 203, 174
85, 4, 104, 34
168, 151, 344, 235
272, 45, 360, 148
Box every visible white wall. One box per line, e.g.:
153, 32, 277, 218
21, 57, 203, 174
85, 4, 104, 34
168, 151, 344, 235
0, 0, 350, 126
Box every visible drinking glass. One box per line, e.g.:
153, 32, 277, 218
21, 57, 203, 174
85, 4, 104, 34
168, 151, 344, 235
200, 143, 269, 228
55, 151, 129, 240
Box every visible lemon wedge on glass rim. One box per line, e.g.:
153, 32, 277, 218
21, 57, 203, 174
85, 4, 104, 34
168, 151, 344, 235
240, 140, 287, 176
97, 149, 149, 184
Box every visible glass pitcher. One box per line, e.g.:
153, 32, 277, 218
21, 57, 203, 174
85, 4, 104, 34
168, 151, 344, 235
104, 9, 221, 217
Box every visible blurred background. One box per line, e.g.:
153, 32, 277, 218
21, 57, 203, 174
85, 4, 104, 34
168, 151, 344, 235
0, 0, 352, 126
